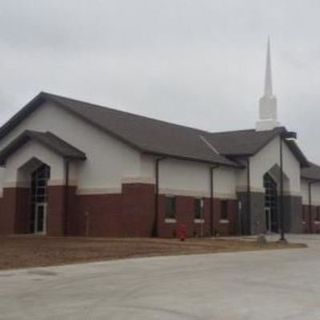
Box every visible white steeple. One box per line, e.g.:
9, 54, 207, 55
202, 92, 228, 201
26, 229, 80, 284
256, 38, 280, 131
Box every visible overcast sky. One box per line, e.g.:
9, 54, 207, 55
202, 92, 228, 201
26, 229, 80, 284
1, 0, 320, 161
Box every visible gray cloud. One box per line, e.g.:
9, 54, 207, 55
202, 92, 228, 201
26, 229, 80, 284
1, 0, 320, 161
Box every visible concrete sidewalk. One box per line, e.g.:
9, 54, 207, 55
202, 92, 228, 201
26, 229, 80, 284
0, 235, 319, 319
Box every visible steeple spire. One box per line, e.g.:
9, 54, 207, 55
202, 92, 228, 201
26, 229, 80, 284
256, 37, 280, 131
264, 37, 273, 96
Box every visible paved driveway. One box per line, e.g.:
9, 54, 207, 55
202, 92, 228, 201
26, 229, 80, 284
0, 234, 320, 320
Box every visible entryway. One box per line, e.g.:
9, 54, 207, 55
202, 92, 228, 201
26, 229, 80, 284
264, 173, 278, 233
30, 164, 50, 235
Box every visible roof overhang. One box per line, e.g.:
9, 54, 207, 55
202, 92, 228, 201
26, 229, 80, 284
0, 130, 86, 166
142, 150, 243, 168
223, 128, 309, 168
0, 93, 311, 170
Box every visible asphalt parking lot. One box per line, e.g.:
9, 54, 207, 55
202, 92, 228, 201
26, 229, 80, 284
0, 234, 319, 320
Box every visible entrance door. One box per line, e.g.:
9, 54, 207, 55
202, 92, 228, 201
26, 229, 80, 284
34, 203, 47, 234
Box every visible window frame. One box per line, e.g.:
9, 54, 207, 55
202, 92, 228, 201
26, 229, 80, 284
165, 196, 176, 220
220, 200, 228, 221
194, 198, 204, 220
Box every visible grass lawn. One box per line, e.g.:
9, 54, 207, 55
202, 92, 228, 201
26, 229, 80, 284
0, 235, 306, 270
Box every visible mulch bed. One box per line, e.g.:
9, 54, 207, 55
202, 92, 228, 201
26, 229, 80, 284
0, 235, 306, 270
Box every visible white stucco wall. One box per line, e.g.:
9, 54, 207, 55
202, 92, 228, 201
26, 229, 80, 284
236, 164, 248, 193
213, 166, 238, 199
0, 102, 142, 194
3, 140, 64, 187
0, 101, 240, 198
249, 136, 301, 195
0, 100, 305, 200
301, 179, 320, 205
140, 155, 238, 199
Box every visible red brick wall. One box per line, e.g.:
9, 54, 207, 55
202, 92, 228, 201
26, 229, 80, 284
72, 193, 122, 237
66, 186, 239, 238
0, 196, 3, 233
14, 188, 31, 234
47, 186, 67, 236
121, 183, 155, 237
157, 196, 239, 238
0, 187, 31, 235
0, 188, 16, 235
302, 205, 320, 234
0, 183, 239, 238
214, 199, 239, 236
71, 183, 155, 237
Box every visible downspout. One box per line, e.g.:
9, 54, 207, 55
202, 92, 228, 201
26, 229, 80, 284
246, 158, 251, 235
64, 158, 70, 236
153, 157, 166, 237
210, 165, 219, 236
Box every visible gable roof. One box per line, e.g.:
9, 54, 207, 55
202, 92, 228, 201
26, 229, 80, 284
0, 92, 309, 168
0, 130, 86, 165
206, 128, 284, 156
206, 127, 309, 167
0, 93, 238, 167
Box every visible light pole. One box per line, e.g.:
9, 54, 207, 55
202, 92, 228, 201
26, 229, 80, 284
279, 131, 297, 242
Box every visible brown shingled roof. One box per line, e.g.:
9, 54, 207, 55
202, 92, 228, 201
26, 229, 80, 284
301, 162, 320, 181
0, 130, 86, 165
0, 92, 310, 168
206, 128, 284, 156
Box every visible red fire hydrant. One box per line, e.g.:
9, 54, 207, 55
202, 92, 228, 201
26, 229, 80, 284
177, 224, 187, 241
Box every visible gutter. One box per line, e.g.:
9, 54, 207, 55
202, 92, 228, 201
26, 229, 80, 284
143, 151, 241, 169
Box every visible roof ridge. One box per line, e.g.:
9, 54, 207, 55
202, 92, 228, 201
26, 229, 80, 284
40, 92, 240, 167
42, 92, 212, 135
34, 93, 283, 138
0, 92, 306, 168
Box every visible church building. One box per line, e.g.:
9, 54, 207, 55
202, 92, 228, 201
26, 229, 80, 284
0, 42, 319, 237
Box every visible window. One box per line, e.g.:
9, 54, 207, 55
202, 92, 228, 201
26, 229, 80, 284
30, 164, 50, 233
194, 198, 204, 220
165, 196, 176, 219
220, 200, 228, 220
31, 164, 50, 203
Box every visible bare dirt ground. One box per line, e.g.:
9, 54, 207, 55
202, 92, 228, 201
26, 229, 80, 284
0, 235, 305, 270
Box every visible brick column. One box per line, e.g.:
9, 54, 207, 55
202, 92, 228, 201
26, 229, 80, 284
122, 183, 155, 237
0, 188, 17, 235
47, 186, 65, 236
14, 187, 31, 233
